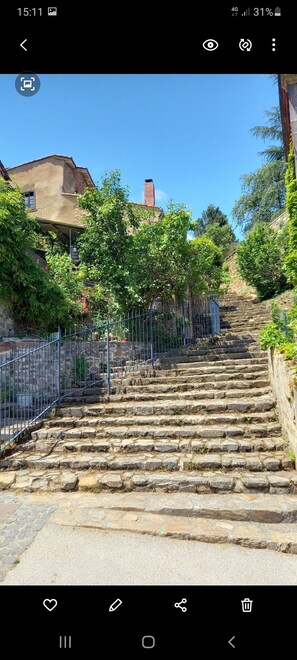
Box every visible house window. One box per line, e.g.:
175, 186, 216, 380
24, 191, 35, 209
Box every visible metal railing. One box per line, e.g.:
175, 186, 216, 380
0, 295, 219, 451
0, 334, 60, 452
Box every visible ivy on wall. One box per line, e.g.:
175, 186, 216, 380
284, 141, 297, 285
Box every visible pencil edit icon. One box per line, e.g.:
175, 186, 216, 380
109, 598, 123, 612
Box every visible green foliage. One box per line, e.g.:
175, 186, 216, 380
0, 179, 80, 331
78, 173, 225, 311
72, 354, 89, 383
46, 252, 85, 317
250, 107, 284, 161
236, 223, 288, 300
232, 161, 286, 232
1, 380, 14, 404
193, 204, 230, 234
77, 170, 141, 307
259, 323, 288, 350
202, 222, 236, 255
129, 204, 191, 306
191, 204, 235, 256
260, 297, 297, 365
280, 342, 297, 361
187, 237, 223, 295
10, 257, 70, 331
232, 106, 285, 232
284, 142, 297, 285
0, 179, 39, 301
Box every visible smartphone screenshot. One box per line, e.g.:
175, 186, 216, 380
0, 3, 296, 654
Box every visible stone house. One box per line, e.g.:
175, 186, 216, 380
1, 155, 162, 335
7, 155, 162, 263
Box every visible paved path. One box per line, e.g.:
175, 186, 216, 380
3, 522, 297, 586
1, 492, 297, 585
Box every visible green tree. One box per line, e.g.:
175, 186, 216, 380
232, 106, 286, 232
77, 170, 144, 308
129, 206, 224, 306
0, 179, 39, 300
129, 204, 191, 306
0, 179, 73, 331
250, 107, 284, 162
187, 237, 223, 295
77, 171, 225, 311
192, 204, 236, 256
236, 222, 288, 300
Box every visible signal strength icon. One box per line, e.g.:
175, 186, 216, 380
242, 7, 251, 16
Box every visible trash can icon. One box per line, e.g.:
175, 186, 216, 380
241, 598, 253, 613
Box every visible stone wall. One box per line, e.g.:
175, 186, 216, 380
0, 301, 18, 338
268, 349, 297, 464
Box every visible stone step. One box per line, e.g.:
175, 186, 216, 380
114, 492, 297, 523
177, 342, 260, 353
116, 385, 272, 400
55, 408, 278, 424
118, 370, 269, 386
167, 350, 265, 363
17, 435, 286, 457
5, 468, 297, 496
220, 320, 269, 326
166, 352, 266, 364
54, 397, 275, 419
218, 326, 265, 331
186, 338, 258, 346
172, 357, 268, 370
220, 318, 269, 324
220, 309, 269, 315
58, 435, 287, 454
6, 450, 292, 473
218, 333, 260, 340
63, 384, 272, 404
33, 419, 282, 440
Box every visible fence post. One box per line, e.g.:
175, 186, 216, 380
182, 300, 186, 346
107, 320, 111, 396
149, 306, 154, 369
57, 326, 61, 403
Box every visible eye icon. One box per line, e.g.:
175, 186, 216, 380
203, 39, 219, 51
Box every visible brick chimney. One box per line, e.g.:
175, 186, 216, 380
144, 179, 155, 206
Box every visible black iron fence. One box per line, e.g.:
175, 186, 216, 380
0, 296, 220, 452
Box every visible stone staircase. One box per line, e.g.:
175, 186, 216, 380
1, 294, 297, 553
1, 293, 295, 492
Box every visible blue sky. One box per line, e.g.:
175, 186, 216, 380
1, 74, 280, 239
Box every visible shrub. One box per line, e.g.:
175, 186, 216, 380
260, 296, 297, 365
236, 222, 288, 300
259, 322, 287, 350
72, 355, 90, 383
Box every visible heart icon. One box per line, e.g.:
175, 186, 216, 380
43, 598, 58, 612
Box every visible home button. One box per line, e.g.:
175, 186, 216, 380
142, 635, 156, 649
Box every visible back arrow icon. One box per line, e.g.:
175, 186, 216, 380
228, 636, 236, 648
20, 39, 28, 51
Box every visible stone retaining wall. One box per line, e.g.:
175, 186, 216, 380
0, 301, 18, 338
268, 349, 297, 464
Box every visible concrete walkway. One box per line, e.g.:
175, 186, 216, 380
1, 492, 297, 585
